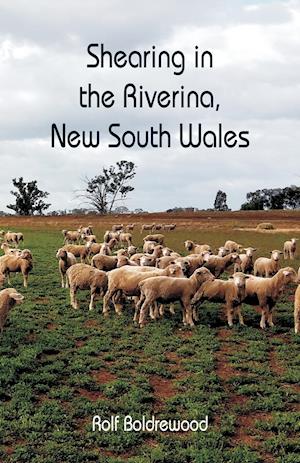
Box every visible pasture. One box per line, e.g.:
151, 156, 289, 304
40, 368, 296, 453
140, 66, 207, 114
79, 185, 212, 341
0, 212, 299, 463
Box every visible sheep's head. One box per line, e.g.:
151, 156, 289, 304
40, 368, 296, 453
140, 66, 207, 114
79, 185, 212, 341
229, 272, 250, 288
193, 267, 215, 283
244, 247, 256, 257
117, 256, 129, 267
184, 240, 194, 251
166, 264, 184, 277
218, 247, 228, 257
231, 253, 241, 264
291, 238, 298, 244
127, 246, 137, 256
178, 259, 190, 276
62, 229, 67, 236
20, 250, 32, 260
140, 256, 153, 267
8, 289, 24, 305
270, 250, 283, 261
56, 248, 67, 260
202, 252, 211, 262
280, 267, 298, 284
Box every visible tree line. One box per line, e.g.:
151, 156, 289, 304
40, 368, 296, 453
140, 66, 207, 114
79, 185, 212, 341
4, 162, 300, 215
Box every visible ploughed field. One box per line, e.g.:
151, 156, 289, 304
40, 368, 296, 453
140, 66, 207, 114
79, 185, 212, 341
0, 213, 300, 463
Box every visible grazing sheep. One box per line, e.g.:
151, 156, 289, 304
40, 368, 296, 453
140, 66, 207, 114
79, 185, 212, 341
184, 240, 211, 254
283, 238, 298, 260
254, 250, 282, 277
62, 244, 90, 263
152, 223, 163, 231
103, 263, 184, 317
0, 288, 24, 333
140, 223, 155, 233
125, 223, 135, 231
237, 267, 298, 329
0, 250, 33, 287
137, 267, 215, 327
234, 247, 256, 274
56, 248, 77, 288
104, 230, 120, 243
119, 232, 133, 247
224, 240, 243, 253
164, 224, 176, 231
83, 234, 97, 244
1, 231, 19, 247
191, 272, 250, 327
112, 224, 124, 232
143, 234, 165, 245
1, 243, 22, 256
203, 253, 241, 278
66, 263, 108, 311
294, 284, 300, 334
62, 229, 81, 244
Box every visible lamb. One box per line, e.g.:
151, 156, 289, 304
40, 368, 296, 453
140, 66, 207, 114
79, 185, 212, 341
254, 250, 282, 277
56, 248, 77, 288
119, 232, 133, 247
191, 272, 250, 327
62, 229, 81, 244
224, 240, 243, 253
1, 243, 22, 256
203, 253, 241, 278
103, 263, 184, 317
184, 240, 211, 254
112, 224, 124, 232
66, 263, 108, 311
283, 238, 298, 260
237, 267, 298, 329
0, 288, 24, 333
143, 234, 165, 245
234, 247, 256, 274
62, 244, 90, 263
0, 250, 33, 287
294, 284, 300, 334
137, 267, 215, 327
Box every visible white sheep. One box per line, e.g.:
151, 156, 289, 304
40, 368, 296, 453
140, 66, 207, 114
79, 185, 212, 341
0, 288, 24, 333
283, 238, 298, 260
234, 247, 256, 274
254, 250, 282, 277
56, 248, 77, 288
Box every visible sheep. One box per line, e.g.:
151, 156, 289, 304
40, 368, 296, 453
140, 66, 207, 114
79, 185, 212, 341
283, 238, 298, 260
152, 223, 163, 231
119, 232, 133, 247
294, 284, 300, 334
224, 240, 243, 253
127, 245, 137, 257
137, 267, 215, 327
56, 248, 77, 288
234, 247, 256, 274
254, 250, 282, 277
125, 223, 135, 231
62, 244, 90, 263
1, 243, 22, 256
164, 224, 176, 231
143, 240, 157, 254
191, 272, 250, 327
0, 288, 24, 333
140, 223, 155, 233
131, 245, 164, 265
184, 240, 211, 254
217, 246, 230, 257
156, 256, 176, 269
203, 253, 241, 278
82, 234, 97, 244
62, 229, 81, 244
1, 231, 19, 247
112, 224, 124, 232
175, 254, 206, 277
103, 230, 120, 243
0, 250, 33, 287
16, 233, 24, 244
91, 254, 137, 271
237, 267, 298, 329
103, 263, 184, 317
143, 234, 165, 245
66, 263, 108, 311
79, 225, 93, 235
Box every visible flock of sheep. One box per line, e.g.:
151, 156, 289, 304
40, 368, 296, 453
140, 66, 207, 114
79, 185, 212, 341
0, 224, 299, 336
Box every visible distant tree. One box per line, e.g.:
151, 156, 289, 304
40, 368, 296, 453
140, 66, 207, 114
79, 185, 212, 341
80, 160, 136, 214
7, 177, 50, 215
114, 206, 129, 214
241, 185, 300, 210
214, 190, 229, 211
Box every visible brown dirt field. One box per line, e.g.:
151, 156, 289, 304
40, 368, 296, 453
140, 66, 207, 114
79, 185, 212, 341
1, 209, 300, 231
91, 370, 117, 384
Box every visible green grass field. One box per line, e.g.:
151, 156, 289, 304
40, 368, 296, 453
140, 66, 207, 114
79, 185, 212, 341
0, 227, 299, 463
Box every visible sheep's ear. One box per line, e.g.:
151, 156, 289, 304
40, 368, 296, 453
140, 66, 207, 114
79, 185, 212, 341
11, 292, 24, 302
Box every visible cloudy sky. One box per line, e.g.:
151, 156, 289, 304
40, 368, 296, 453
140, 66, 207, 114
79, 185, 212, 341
0, 0, 299, 212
